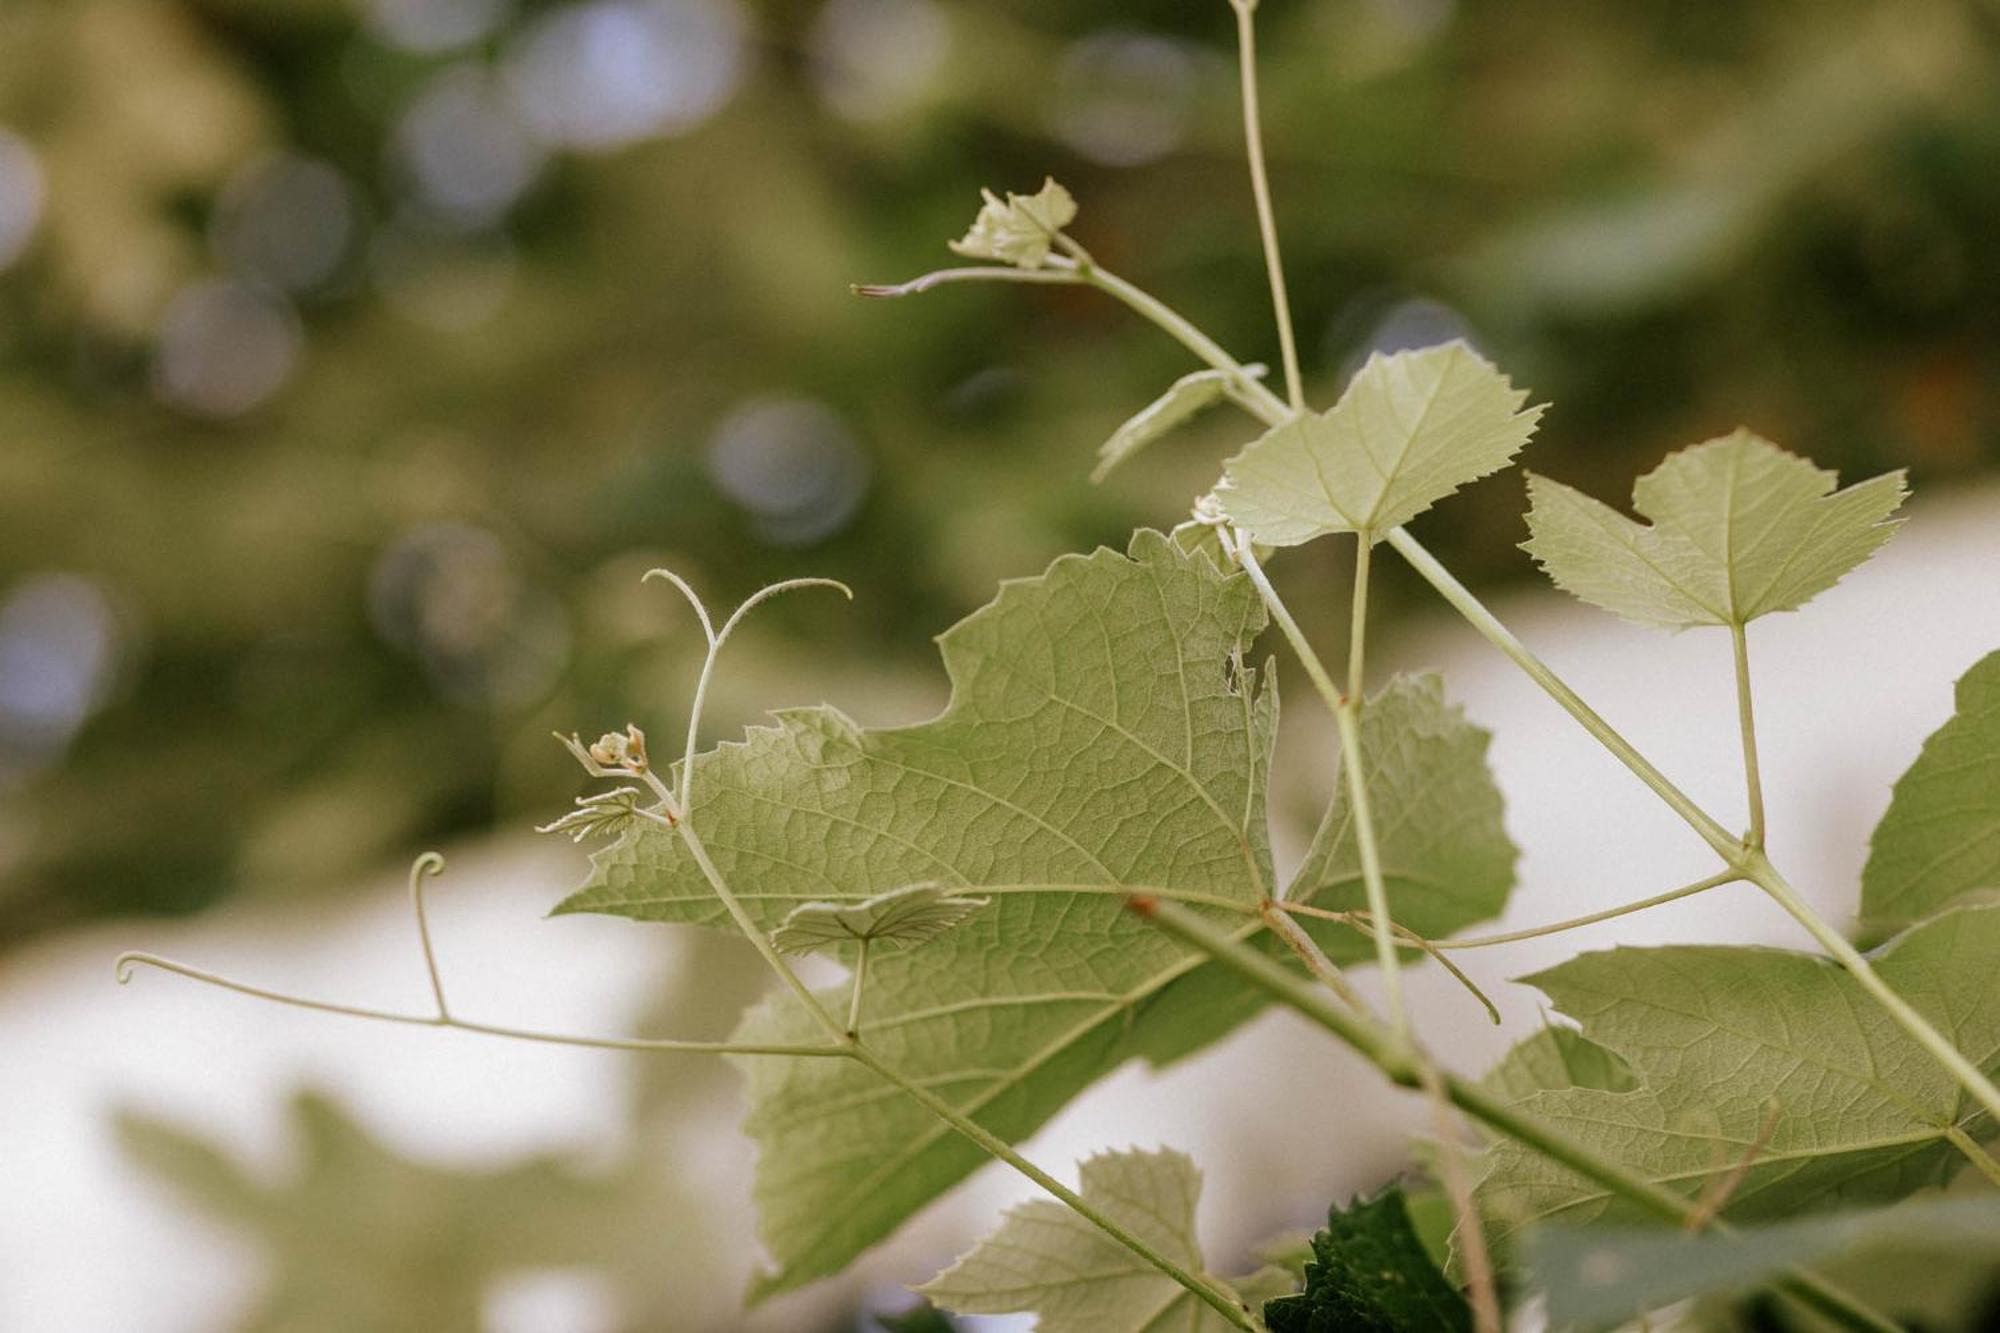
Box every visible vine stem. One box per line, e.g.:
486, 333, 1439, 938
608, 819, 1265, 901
113, 953, 850, 1058
1381, 528, 1744, 862
1134, 897, 1902, 1333
1732, 622, 1767, 848
1428, 870, 1743, 950
1348, 538, 1371, 704
1227, 0, 1304, 412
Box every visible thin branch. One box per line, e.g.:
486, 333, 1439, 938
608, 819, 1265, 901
1416, 1059, 1501, 1333
1430, 870, 1743, 950
1382, 527, 1743, 862
112, 952, 850, 1059
1732, 620, 1767, 849
1262, 902, 1367, 1012
1277, 903, 1499, 1025
852, 267, 1082, 299
1228, 0, 1304, 412
1348, 538, 1372, 702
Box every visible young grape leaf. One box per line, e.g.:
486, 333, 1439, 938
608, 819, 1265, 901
1286, 672, 1518, 941
1216, 342, 1543, 547
557, 532, 1514, 1298
1476, 905, 2000, 1245
771, 883, 989, 956
917, 1147, 1294, 1332
1262, 1186, 1472, 1333
949, 178, 1077, 269
1521, 430, 1906, 630
1528, 1195, 2000, 1329
1860, 649, 2000, 940
1092, 366, 1266, 484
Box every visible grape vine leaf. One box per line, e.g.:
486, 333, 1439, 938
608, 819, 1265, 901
1092, 366, 1266, 484
916, 1147, 1295, 1332
556, 532, 1513, 1297
949, 178, 1077, 269
1860, 648, 2000, 941
1287, 672, 1518, 941
1527, 1195, 2000, 1329
1262, 1186, 1472, 1333
1521, 430, 1907, 630
1215, 342, 1543, 547
771, 883, 989, 955
118, 1091, 659, 1333
1476, 905, 2000, 1245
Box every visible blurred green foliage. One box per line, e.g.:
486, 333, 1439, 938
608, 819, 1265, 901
0, 0, 1995, 940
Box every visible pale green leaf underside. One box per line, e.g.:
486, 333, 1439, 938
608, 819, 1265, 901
1478, 905, 2000, 1244
918, 1147, 1286, 1332
1092, 366, 1266, 484
1522, 430, 1906, 629
1861, 649, 2000, 940
1217, 341, 1542, 546
1287, 672, 1517, 939
1529, 1195, 2000, 1328
950, 177, 1077, 269
555, 533, 1514, 1297
772, 883, 989, 955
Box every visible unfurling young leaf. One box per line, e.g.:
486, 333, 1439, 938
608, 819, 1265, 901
949, 178, 1077, 269
1476, 904, 2000, 1245
772, 883, 989, 956
917, 1147, 1295, 1333
1262, 1186, 1472, 1333
1522, 429, 1907, 630
1092, 365, 1267, 483
535, 786, 650, 843
1527, 1195, 2000, 1330
1216, 341, 1543, 546
1860, 649, 2000, 940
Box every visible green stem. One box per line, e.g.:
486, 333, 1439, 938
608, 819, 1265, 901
1063, 261, 1291, 424
1382, 526, 1743, 862
1348, 538, 1372, 702
1332, 698, 1409, 1039
1227, 0, 1304, 412
1943, 1125, 2000, 1189
1436, 871, 1743, 950
1230, 536, 1346, 719
1748, 853, 2000, 1127
1134, 898, 1901, 1333
111, 952, 850, 1059
1732, 621, 1767, 849
848, 1042, 1266, 1331
677, 821, 850, 1042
